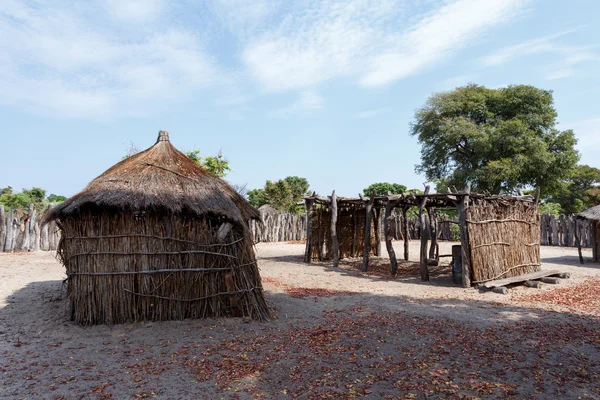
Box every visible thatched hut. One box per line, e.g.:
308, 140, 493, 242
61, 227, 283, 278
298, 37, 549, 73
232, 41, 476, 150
45, 131, 270, 325
576, 205, 600, 262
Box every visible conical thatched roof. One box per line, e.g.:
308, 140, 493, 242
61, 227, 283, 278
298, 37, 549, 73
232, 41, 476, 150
46, 131, 259, 224
576, 205, 600, 221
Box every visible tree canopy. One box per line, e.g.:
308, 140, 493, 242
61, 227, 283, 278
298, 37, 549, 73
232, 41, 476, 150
248, 176, 310, 214
363, 182, 407, 196
0, 186, 66, 210
547, 164, 600, 213
410, 84, 579, 195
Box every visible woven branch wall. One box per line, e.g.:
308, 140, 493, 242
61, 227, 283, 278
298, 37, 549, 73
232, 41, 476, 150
58, 211, 269, 325
467, 199, 541, 283
309, 203, 376, 261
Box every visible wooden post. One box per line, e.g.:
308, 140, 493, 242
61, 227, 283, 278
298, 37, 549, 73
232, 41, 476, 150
361, 191, 375, 272
373, 208, 382, 256
330, 190, 339, 268
418, 186, 431, 281
428, 206, 437, 260
4, 209, 14, 252
402, 207, 409, 261
303, 198, 314, 263
574, 216, 584, 264
457, 183, 472, 288
385, 198, 399, 275
0, 205, 5, 252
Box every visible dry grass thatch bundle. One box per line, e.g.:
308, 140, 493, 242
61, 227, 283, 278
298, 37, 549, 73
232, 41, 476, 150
44, 131, 269, 325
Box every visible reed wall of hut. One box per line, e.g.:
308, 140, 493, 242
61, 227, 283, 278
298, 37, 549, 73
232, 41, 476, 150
58, 210, 268, 325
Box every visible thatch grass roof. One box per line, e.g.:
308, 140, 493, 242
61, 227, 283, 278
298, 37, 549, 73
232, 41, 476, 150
45, 131, 259, 224
576, 205, 600, 221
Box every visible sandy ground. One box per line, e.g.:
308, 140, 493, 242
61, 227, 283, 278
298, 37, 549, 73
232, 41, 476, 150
1, 241, 599, 399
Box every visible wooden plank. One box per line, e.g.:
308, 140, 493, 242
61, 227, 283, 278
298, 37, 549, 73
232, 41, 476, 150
483, 270, 561, 288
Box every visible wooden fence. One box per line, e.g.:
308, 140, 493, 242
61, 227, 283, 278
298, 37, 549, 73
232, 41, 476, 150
0, 204, 593, 252
540, 214, 593, 247
0, 205, 60, 252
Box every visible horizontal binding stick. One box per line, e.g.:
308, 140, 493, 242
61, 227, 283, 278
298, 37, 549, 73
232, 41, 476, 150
123, 287, 256, 302
63, 234, 244, 247
68, 267, 235, 276
67, 249, 237, 260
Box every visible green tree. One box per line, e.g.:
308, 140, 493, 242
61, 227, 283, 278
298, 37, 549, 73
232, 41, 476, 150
248, 176, 310, 213
0, 186, 59, 210
539, 201, 562, 216
47, 194, 67, 203
548, 164, 600, 213
410, 84, 579, 195
363, 182, 407, 196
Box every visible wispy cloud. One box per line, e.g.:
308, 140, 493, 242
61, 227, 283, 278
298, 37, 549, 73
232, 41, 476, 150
104, 0, 164, 23
0, 1, 221, 118
242, 0, 528, 91
270, 90, 324, 118
355, 108, 387, 119
361, 0, 527, 87
481, 28, 599, 80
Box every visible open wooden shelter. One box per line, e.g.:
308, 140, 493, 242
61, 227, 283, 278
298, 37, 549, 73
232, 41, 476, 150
575, 205, 600, 262
44, 131, 270, 325
304, 186, 542, 288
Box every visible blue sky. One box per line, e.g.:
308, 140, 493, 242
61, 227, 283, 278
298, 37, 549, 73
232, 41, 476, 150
1, 0, 599, 198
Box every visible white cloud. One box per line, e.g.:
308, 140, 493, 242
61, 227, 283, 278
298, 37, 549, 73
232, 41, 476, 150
270, 90, 324, 118
481, 28, 599, 80
241, 0, 527, 92
0, 1, 221, 118
355, 108, 387, 119
104, 0, 164, 22
361, 0, 526, 87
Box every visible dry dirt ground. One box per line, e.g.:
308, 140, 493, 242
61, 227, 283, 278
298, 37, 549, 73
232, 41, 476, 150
1, 241, 599, 399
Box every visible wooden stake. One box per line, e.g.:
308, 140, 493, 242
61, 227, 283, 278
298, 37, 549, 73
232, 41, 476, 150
574, 216, 584, 264
373, 208, 382, 256
402, 207, 409, 261
362, 191, 375, 272
330, 190, 339, 268
384, 198, 398, 275
0, 205, 5, 252
458, 183, 472, 288
418, 186, 431, 281
303, 198, 313, 263
428, 206, 438, 260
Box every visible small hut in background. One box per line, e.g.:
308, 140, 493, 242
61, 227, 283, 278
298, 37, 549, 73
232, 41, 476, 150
576, 205, 600, 262
45, 131, 270, 325
304, 187, 542, 288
